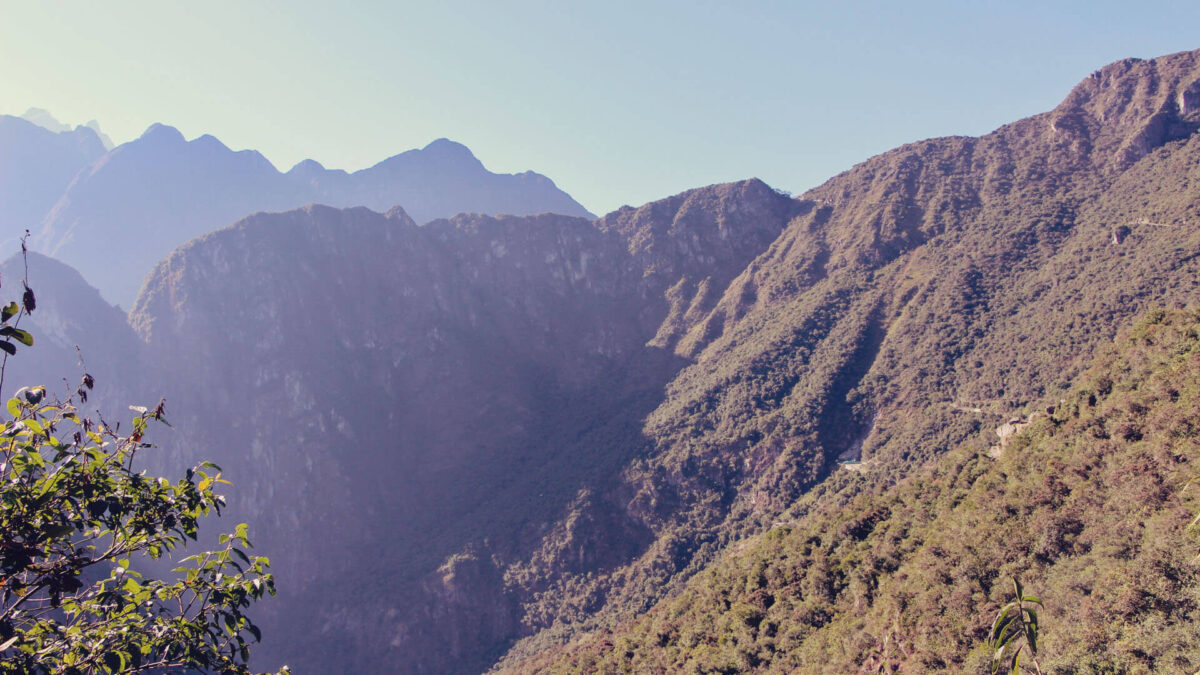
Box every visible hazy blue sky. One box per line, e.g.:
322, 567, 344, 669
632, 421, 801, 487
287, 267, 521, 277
3, 1, 1199, 215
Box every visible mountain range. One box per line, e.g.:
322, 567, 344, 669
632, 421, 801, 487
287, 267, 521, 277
19, 108, 115, 149
0, 117, 592, 308
4, 47, 1200, 673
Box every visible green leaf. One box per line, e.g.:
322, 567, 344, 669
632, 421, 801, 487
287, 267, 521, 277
43, 524, 73, 540
103, 651, 121, 672
6, 398, 20, 418
990, 605, 1014, 641
0, 327, 32, 346
0, 341, 15, 356
0, 302, 17, 322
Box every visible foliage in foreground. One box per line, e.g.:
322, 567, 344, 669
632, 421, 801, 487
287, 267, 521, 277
0, 386, 283, 674
0, 265, 282, 673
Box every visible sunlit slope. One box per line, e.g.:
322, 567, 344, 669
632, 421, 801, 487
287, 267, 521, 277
514, 308, 1200, 672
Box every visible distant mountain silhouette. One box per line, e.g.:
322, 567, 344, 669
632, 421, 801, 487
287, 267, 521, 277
20, 108, 115, 149
0, 116, 106, 250
32, 127, 594, 307
288, 138, 595, 223
19, 108, 70, 133
35, 124, 310, 308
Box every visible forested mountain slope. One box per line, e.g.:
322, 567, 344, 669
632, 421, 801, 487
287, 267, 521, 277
494, 48, 1200, 671
513, 307, 1200, 673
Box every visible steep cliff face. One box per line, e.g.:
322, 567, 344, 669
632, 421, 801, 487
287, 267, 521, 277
595, 178, 804, 355
120, 179, 794, 672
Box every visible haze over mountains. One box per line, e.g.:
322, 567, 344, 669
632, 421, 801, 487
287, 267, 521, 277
0, 116, 107, 250
19, 107, 114, 149
0, 116, 593, 307
4, 47, 1200, 673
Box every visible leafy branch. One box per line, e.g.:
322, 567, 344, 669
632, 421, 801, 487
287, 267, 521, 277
988, 577, 1044, 675
0, 246, 283, 673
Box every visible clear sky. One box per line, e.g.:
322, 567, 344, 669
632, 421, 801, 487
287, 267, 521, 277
2, 1, 1199, 215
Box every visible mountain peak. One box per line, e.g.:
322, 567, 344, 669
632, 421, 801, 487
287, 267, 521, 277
1044, 48, 1200, 171
421, 137, 476, 160
192, 133, 230, 151
138, 123, 185, 144
288, 158, 326, 174
384, 205, 417, 225
20, 107, 70, 133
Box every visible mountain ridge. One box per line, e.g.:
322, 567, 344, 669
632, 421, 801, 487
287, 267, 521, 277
506, 306, 1200, 672
26, 125, 593, 308
492, 45, 1200, 671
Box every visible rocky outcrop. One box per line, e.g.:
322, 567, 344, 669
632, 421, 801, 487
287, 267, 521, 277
596, 178, 803, 355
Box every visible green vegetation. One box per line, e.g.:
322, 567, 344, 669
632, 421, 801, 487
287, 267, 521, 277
988, 579, 1043, 675
496, 52, 1200, 672
507, 307, 1200, 672
0, 266, 281, 673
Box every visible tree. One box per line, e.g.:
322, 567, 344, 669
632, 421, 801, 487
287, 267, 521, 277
0, 245, 283, 674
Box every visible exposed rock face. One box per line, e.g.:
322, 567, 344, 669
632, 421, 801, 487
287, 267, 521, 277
120, 179, 790, 672
595, 178, 803, 355
130, 206, 638, 672
34, 130, 593, 308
